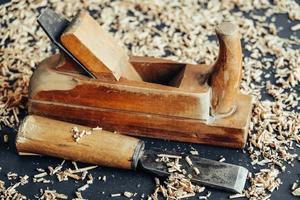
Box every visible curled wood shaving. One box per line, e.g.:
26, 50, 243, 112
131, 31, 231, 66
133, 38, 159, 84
0, 0, 299, 199
150, 154, 205, 199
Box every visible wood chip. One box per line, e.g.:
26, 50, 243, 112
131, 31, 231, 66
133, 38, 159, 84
77, 184, 89, 192
34, 172, 48, 178
157, 154, 182, 159
190, 150, 199, 156
229, 193, 246, 199
291, 24, 300, 31
92, 126, 103, 131
69, 165, 98, 173
0, 1, 299, 199
124, 191, 134, 198
292, 188, 300, 196
154, 177, 160, 186
193, 167, 200, 175
151, 154, 206, 199
185, 156, 193, 167
75, 191, 84, 199
292, 182, 298, 190
40, 190, 68, 199
111, 193, 121, 197
3, 134, 8, 143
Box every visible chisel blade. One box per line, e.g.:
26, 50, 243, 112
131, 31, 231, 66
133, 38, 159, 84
37, 8, 96, 79
139, 149, 248, 193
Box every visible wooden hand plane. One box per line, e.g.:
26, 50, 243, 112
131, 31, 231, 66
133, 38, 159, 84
28, 9, 253, 148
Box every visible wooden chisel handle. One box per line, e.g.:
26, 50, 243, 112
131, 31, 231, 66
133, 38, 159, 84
16, 115, 144, 170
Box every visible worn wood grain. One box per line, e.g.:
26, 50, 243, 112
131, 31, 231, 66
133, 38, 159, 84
210, 21, 243, 116
30, 54, 211, 121
28, 52, 252, 148
16, 115, 143, 169
29, 93, 252, 148
28, 20, 252, 148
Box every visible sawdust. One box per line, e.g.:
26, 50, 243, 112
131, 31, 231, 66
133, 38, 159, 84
150, 154, 206, 199
0, 175, 28, 199
0, 0, 299, 199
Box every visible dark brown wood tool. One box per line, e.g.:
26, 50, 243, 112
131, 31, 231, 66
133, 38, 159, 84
29, 9, 253, 148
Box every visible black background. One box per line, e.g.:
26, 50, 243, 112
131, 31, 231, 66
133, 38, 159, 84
0, 0, 299, 199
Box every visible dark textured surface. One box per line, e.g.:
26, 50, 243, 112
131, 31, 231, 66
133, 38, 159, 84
1, 124, 300, 199
1, 129, 300, 200
0, 0, 299, 199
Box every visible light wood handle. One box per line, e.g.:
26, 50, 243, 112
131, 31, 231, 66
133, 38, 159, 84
210, 21, 242, 116
16, 115, 144, 170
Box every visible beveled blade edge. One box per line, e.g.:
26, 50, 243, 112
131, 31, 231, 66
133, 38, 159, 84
138, 149, 249, 193
189, 157, 249, 193
233, 166, 248, 193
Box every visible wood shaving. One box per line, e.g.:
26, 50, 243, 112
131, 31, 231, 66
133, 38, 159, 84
72, 161, 79, 170
92, 126, 103, 131
71, 127, 93, 143
229, 193, 246, 199
77, 184, 89, 192
0, 175, 28, 199
86, 174, 94, 184
7, 172, 18, 180
185, 156, 193, 167
111, 193, 121, 197
34, 172, 48, 178
292, 182, 298, 190
124, 191, 134, 198
150, 154, 205, 199
291, 24, 300, 31
69, 166, 98, 174
57, 169, 81, 181
0, 0, 299, 199
49, 160, 65, 176
154, 177, 160, 186
3, 134, 8, 143
292, 187, 300, 196
190, 148, 199, 156
193, 167, 200, 175
245, 168, 282, 198
40, 189, 68, 200
81, 171, 88, 180
199, 191, 211, 200
74, 191, 85, 200
33, 178, 51, 183
37, 168, 46, 173
157, 154, 182, 159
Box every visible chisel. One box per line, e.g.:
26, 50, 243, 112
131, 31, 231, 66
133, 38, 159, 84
16, 115, 248, 193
